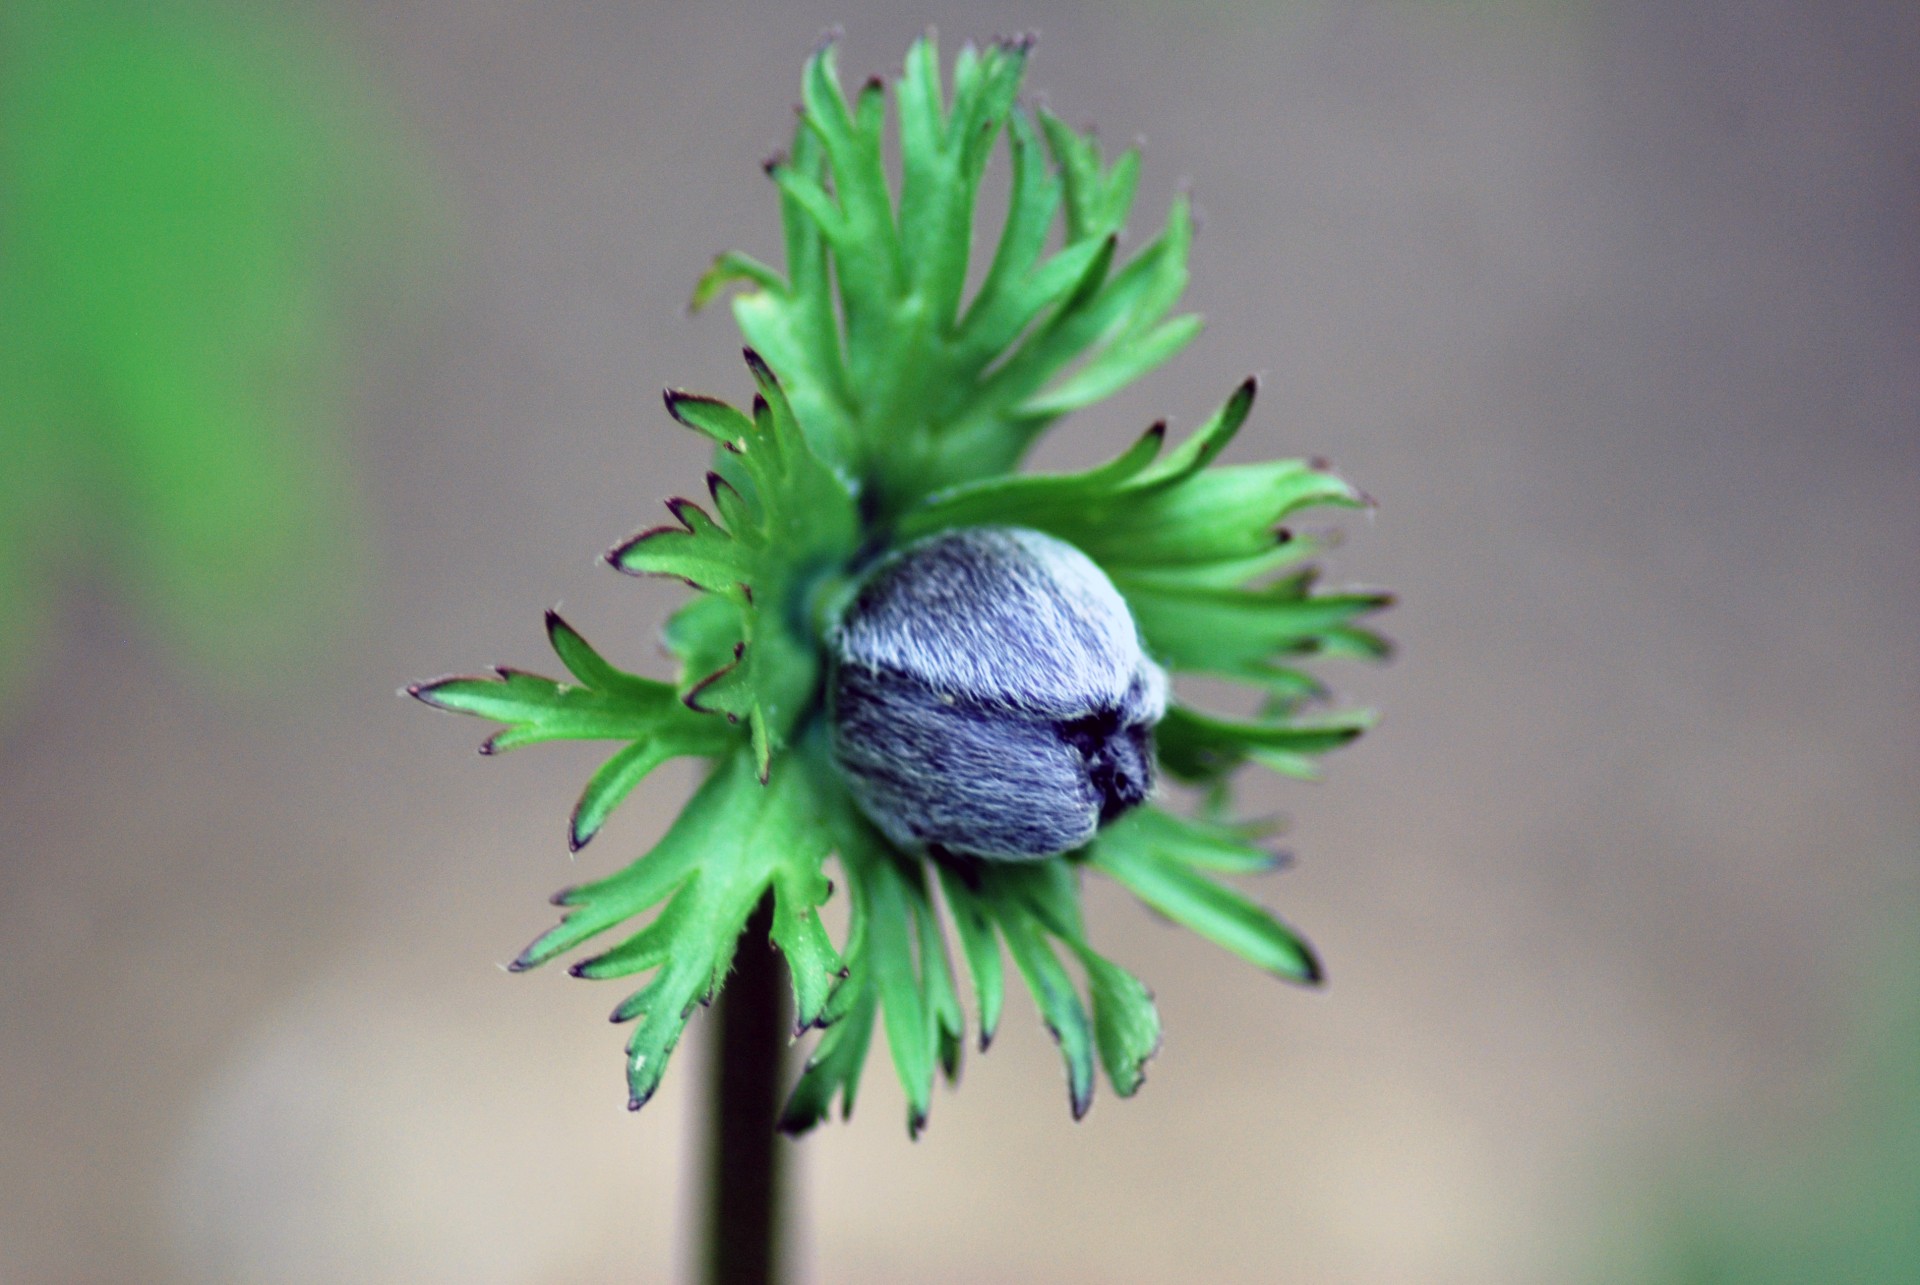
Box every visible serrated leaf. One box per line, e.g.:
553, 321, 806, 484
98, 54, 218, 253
414, 35, 1393, 1131
607, 499, 752, 595
1083, 462, 1367, 570
779, 967, 877, 1134
682, 644, 751, 722
569, 738, 681, 851
409, 666, 727, 756
1091, 822, 1322, 985
936, 863, 1005, 1050
543, 610, 654, 696
1098, 807, 1285, 876
899, 377, 1321, 575
664, 389, 756, 444
411, 613, 738, 769
1122, 581, 1393, 677
909, 861, 967, 1084
863, 845, 935, 1135
901, 421, 1167, 538
781, 781, 887, 1134
1125, 376, 1257, 490
1080, 951, 1161, 1098
688, 252, 784, 312
512, 751, 842, 1110
1156, 704, 1373, 782
998, 901, 1096, 1119
1019, 312, 1202, 418
661, 587, 745, 688
574, 877, 699, 980
771, 840, 844, 1032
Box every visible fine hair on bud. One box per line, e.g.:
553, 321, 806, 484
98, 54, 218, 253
828, 526, 1166, 860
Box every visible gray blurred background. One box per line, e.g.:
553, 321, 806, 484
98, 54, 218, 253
2, 1, 1916, 1281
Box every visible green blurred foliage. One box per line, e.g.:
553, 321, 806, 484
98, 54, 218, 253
0, 1, 439, 714
1605, 898, 1920, 1284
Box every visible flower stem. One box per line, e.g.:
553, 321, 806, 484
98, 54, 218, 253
700, 893, 788, 1285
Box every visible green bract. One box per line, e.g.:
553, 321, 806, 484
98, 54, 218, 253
411, 34, 1388, 1134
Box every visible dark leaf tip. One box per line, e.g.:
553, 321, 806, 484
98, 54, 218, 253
683, 656, 743, 716
606, 525, 682, 572
1300, 947, 1325, 986
664, 496, 711, 528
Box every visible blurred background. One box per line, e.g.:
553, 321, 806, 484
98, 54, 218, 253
2, 1, 1915, 1280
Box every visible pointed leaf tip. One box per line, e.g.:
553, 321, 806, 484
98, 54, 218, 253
1297, 942, 1325, 986
405, 676, 466, 711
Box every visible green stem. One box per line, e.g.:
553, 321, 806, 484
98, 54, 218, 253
700, 893, 789, 1285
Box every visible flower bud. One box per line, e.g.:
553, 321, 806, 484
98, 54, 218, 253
828, 526, 1166, 860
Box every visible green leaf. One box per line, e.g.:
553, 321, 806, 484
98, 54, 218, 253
770, 822, 845, 1033
409, 612, 736, 764
535, 751, 838, 1109
1125, 375, 1257, 489
1122, 580, 1393, 678
568, 739, 680, 851
898, 377, 1366, 586
660, 592, 746, 692
607, 497, 752, 595
901, 421, 1168, 537
954, 107, 1071, 361
997, 895, 1097, 1119
779, 963, 879, 1133
688, 251, 784, 312
1080, 951, 1161, 1098
614, 351, 860, 780
1091, 813, 1323, 985
1018, 313, 1203, 418
718, 43, 1219, 517
780, 781, 891, 1135
1155, 705, 1374, 782
911, 859, 968, 1083
862, 843, 936, 1136
1096, 807, 1285, 875
936, 864, 1006, 1050
663, 389, 757, 444
414, 35, 1393, 1129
